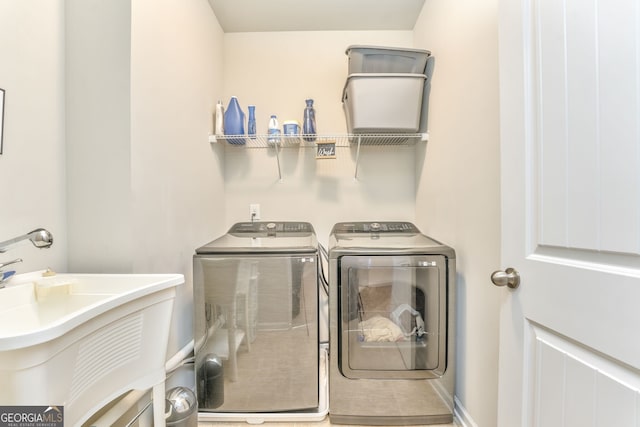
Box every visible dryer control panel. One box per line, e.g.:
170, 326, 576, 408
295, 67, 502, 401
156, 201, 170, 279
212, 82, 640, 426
331, 221, 419, 234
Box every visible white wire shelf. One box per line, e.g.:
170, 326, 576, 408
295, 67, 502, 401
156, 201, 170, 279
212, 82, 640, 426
209, 132, 429, 147
208, 132, 429, 180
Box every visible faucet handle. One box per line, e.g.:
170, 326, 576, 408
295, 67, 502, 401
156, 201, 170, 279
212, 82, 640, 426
0, 258, 23, 270
1, 270, 16, 283
0, 258, 22, 286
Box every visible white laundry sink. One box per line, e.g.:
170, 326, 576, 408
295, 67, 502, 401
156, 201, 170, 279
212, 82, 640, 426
0, 271, 184, 427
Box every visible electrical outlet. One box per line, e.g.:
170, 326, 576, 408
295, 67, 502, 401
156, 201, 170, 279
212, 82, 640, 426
249, 204, 261, 221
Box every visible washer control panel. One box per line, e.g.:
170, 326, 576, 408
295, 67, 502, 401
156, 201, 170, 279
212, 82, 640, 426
229, 221, 314, 234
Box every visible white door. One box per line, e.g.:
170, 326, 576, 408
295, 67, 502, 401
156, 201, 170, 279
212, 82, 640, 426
497, 0, 640, 425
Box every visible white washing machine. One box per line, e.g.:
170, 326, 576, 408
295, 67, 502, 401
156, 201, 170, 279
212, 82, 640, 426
193, 221, 327, 423
328, 221, 456, 425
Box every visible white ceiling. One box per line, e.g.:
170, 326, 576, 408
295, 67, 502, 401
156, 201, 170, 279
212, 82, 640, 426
207, 0, 426, 33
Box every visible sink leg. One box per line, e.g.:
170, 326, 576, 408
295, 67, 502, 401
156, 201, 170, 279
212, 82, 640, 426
153, 381, 166, 427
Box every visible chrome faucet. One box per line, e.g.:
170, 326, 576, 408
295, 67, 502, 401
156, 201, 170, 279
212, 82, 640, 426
0, 228, 54, 253
0, 228, 53, 287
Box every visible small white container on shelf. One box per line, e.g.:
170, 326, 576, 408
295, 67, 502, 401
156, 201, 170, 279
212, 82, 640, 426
283, 120, 301, 143
267, 115, 281, 145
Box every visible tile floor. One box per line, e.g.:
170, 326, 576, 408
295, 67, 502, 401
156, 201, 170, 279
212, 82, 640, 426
198, 417, 459, 427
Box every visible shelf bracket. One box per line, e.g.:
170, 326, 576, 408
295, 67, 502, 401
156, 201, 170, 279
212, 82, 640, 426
354, 136, 362, 180
275, 142, 283, 181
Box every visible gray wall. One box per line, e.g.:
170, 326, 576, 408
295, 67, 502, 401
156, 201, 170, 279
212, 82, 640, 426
415, 1, 502, 426
66, 0, 133, 273
0, 0, 67, 272
2, 0, 226, 360
221, 30, 419, 243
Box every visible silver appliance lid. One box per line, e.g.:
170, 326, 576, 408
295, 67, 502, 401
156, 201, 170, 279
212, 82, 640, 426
195, 221, 318, 254
328, 221, 455, 258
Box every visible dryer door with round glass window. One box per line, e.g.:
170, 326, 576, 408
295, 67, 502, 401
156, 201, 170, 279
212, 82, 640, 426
338, 254, 448, 379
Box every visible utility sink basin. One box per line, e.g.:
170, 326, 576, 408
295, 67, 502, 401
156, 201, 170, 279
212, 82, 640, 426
0, 271, 184, 427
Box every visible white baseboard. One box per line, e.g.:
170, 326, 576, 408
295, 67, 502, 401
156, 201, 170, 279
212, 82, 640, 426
453, 396, 478, 427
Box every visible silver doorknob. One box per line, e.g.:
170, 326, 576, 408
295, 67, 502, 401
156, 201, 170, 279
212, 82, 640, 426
491, 268, 520, 289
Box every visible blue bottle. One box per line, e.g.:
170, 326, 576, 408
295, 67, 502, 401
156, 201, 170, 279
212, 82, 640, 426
303, 99, 316, 142
224, 96, 245, 144
247, 105, 257, 139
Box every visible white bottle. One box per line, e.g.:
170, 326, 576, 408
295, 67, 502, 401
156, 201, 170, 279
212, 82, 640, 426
215, 100, 224, 135
268, 115, 281, 144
